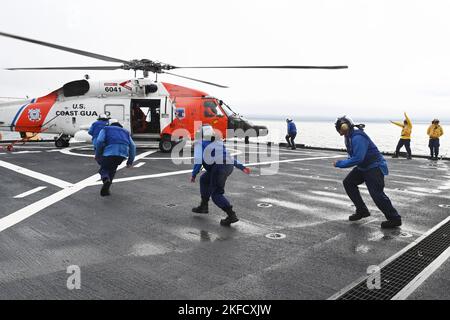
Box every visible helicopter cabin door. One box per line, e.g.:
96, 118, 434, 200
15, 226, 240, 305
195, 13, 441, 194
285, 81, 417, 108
130, 99, 161, 138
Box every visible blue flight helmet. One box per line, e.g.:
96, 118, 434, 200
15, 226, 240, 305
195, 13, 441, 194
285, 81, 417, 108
335, 116, 365, 132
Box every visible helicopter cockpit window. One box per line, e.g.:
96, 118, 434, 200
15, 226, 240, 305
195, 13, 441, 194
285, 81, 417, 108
63, 80, 90, 97
203, 101, 224, 118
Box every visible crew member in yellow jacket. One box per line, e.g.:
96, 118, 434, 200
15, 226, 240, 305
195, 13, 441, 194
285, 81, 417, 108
390, 112, 412, 159
427, 119, 444, 160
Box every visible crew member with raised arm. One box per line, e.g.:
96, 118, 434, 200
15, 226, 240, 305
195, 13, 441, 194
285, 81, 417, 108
390, 112, 412, 159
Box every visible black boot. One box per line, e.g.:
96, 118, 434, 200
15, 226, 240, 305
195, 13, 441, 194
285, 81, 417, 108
100, 178, 111, 197
220, 206, 239, 226
349, 208, 371, 221
391, 153, 399, 158
192, 198, 209, 214
381, 219, 402, 229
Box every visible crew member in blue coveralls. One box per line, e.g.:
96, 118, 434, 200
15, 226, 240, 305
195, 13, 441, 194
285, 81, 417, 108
88, 114, 110, 147
333, 116, 402, 229
95, 119, 136, 197
285, 118, 297, 150
191, 124, 251, 226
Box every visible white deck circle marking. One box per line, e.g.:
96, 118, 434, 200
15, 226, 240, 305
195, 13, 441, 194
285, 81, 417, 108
59, 146, 95, 158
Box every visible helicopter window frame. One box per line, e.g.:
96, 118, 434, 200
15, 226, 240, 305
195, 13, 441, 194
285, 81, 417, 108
203, 100, 224, 118
104, 104, 125, 122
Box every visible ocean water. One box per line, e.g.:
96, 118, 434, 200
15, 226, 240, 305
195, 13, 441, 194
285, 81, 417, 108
248, 119, 449, 157
1, 119, 447, 156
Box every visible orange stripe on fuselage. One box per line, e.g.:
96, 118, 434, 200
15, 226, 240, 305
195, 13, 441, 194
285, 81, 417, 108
14, 91, 58, 132
162, 82, 208, 98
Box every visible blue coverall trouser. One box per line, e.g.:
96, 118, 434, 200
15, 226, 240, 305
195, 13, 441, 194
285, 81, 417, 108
200, 164, 234, 209
343, 167, 401, 221
99, 156, 125, 182
285, 133, 297, 148
429, 139, 440, 158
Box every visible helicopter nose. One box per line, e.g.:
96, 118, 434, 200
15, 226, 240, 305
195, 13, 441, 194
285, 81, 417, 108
253, 125, 269, 137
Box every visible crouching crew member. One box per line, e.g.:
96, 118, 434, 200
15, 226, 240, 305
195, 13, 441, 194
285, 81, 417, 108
191, 125, 251, 226
427, 119, 444, 160
88, 114, 110, 147
95, 119, 136, 197
334, 116, 402, 229
285, 118, 297, 150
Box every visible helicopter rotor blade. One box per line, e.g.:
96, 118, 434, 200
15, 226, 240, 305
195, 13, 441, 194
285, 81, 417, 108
162, 71, 229, 88
0, 31, 129, 64
172, 65, 348, 70
6, 66, 124, 71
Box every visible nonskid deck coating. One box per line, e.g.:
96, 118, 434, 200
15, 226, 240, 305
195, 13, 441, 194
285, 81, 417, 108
0, 142, 449, 299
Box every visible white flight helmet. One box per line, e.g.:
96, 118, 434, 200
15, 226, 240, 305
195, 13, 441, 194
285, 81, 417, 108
98, 113, 110, 120
109, 119, 120, 125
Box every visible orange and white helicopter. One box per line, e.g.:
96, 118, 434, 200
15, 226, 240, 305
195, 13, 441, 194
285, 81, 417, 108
0, 31, 347, 152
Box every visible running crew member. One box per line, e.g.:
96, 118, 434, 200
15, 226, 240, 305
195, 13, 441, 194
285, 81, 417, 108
95, 119, 136, 197
390, 112, 412, 159
427, 119, 444, 160
285, 118, 297, 150
334, 116, 402, 229
191, 125, 251, 226
88, 114, 110, 147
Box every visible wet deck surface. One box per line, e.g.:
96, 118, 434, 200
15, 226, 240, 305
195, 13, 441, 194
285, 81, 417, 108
0, 142, 449, 299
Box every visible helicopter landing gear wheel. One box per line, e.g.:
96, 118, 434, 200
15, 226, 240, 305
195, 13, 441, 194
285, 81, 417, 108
159, 135, 174, 153
55, 135, 70, 148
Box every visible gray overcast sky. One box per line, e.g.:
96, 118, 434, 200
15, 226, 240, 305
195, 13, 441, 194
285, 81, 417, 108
1, 0, 450, 120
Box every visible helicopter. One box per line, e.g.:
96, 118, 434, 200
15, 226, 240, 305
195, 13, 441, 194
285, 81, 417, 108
0, 31, 348, 152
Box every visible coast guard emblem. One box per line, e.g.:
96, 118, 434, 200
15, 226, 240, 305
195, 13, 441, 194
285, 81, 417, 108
28, 109, 42, 122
